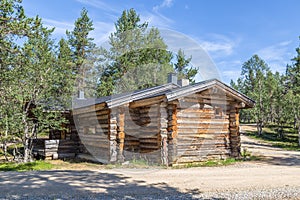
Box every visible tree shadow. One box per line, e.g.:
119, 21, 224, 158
0, 170, 203, 199
256, 155, 300, 166
241, 136, 300, 166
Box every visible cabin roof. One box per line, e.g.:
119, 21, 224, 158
73, 79, 255, 110
72, 82, 179, 109
166, 79, 255, 108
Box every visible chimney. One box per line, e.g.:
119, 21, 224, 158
78, 90, 85, 99
168, 73, 178, 84
178, 79, 190, 87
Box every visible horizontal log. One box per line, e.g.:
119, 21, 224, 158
140, 145, 160, 150
83, 144, 109, 152
124, 141, 140, 145
58, 153, 76, 159
139, 140, 160, 145
125, 125, 160, 131
79, 140, 109, 148
131, 107, 159, 114
125, 129, 159, 137
130, 112, 159, 119
96, 114, 109, 120
177, 129, 230, 134
79, 133, 109, 140
73, 103, 106, 115
177, 121, 229, 127
129, 96, 164, 108
45, 140, 60, 145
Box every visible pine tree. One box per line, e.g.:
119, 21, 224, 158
174, 49, 198, 83
0, 0, 34, 161
0, 1, 75, 162
97, 8, 173, 96
54, 38, 75, 107
238, 55, 270, 135
66, 8, 96, 92
285, 38, 300, 146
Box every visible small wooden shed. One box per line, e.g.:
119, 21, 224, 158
72, 77, 254, 165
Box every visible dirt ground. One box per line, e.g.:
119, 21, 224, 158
1, 125, 300, 199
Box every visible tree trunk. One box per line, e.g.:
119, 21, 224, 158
23, 139, 30, 162
279, 124, 284, 139
298, 124, 300, 147
257, 120, 263, 136
4, 114, 9, 161
22, 113, 31, 163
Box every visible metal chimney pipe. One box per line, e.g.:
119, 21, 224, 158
78, 91, 85, 99
168, 73, 178, 84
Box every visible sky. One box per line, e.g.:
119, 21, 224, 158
22, 0, 300, 84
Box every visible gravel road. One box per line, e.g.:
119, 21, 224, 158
1, 130, 300, 200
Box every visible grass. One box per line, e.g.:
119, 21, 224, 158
0, 160, 53, 172
243, 124, 300, 151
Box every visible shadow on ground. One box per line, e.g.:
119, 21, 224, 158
241, 134, 300, 167
0, 170, 201, 199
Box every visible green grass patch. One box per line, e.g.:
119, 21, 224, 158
0, 160, 53, 172
244, 125, 300, 151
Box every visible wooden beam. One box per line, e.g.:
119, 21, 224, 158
117, 107, 125, 162
159, 102, 168, 166
73, 103, 106, 115
129, 96, 165, 108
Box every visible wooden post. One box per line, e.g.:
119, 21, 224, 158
109, 109, 118, 162
229, 104, 241, 157
167, 102, 178, 165
117, 107, 125, 162
159, 102, 168, 166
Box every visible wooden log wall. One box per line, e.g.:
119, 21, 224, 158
49, 112, 78, 141
174, 92, 231, 164
229, 105, 240, 157
74, 105, 110, 163
33, 139, 78, 160
167, 102, 178, 165
123, 103, 161, 163
109, 109, 118, 162
117, 107, 125, 162
160, 102, 168, 165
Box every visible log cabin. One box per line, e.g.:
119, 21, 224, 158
69, 73, 255, 165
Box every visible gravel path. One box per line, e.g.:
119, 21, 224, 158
1, 129, 300, 200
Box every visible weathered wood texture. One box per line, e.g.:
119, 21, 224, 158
33, 139, 79, 160
74, 108, 110, 163
167, 102, 178, 165
123, 103, 162, 163
49, 112, 79, 141
174, 92, 231, 164
229, 105, 240, 157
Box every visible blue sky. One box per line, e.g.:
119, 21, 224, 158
22, 0, 300, 83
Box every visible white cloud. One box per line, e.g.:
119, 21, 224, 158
141, 11, 174, 29
199, 41, 234, 56
256, 41, 293, 73
216, 60, 243, 83
91, 21, 115, 45
42, 19, 74, 36
195, 34, 239, 58
43, 18, 114, 45
153, 0, 173, 12
75, 0, 119, 13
